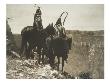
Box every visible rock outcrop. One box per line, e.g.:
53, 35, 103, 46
6, 20, 20, 58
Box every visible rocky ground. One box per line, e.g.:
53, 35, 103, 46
6, 56, 75, 79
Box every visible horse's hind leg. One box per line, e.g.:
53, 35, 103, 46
37, 47, 42, 64
30, 45, 35, 59
42, 47, 47, 64
20, 36, 26, 57
40, 48, 45, 64
26, 44, 33, 59
42, 54, 44, 64
62, 57, 65, 72
38, 54, 41, 64
26, 45, 30, 59
20, 37, 24, 54
57, 56, 60, 71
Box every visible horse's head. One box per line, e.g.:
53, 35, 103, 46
45, 23, 56, 36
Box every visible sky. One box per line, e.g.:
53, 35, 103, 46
7, 4, 104, 34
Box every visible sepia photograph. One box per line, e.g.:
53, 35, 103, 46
6, 4, 104, 79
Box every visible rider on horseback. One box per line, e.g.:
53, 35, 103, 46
55, 17, 66, 38
33, 6, 43, 30
54, 13, 68, 62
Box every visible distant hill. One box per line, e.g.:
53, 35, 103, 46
13, 30, 104, 49
66, 30, 104, 36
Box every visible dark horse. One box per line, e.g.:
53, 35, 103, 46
20, 22, 55, 64
45, 12, 72, 71
21, 27, 42, 59
46, 32, 72, 71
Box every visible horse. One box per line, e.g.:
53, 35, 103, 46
46, 36, 71, 71
45, 12, 72, 71
20, 16, 45, 63
46, 27, 72, 71
20, 22, 55, 64
21, 26, 40, 58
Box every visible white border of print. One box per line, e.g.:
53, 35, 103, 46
0, 0, 110, 82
